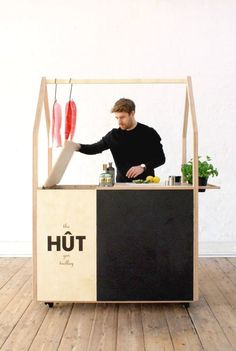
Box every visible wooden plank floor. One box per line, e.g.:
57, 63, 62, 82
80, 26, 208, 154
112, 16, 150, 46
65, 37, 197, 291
0, 258, 236, 350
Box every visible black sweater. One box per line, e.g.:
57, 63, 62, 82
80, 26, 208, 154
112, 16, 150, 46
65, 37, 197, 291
78, 122, 166, 182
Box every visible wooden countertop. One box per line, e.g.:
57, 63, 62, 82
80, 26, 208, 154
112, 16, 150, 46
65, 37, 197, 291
39, 183, 220, 190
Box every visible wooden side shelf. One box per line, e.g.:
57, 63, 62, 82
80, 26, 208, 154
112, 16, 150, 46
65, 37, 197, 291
198, 184, 220, 190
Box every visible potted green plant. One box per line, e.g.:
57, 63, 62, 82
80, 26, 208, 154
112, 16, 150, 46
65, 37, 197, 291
181, 156, 218, 192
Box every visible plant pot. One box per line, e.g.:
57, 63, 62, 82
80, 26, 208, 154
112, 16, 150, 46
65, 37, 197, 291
198, 177, 208, 192
189, 177, 208, 192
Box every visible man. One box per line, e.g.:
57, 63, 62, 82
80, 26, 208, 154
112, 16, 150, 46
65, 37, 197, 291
76, 98, 165, 182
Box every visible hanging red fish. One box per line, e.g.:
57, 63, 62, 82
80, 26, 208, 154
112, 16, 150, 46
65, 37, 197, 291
52, 101, 62, 147
65, 99, 77, 141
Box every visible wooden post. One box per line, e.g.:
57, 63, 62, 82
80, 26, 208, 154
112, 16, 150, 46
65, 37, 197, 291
44, 83, 52, 174
187, 76, 199, 301
182, 88, 189, 168
32, 77, 46, 299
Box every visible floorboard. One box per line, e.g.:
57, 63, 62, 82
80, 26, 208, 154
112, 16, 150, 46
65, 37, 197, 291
0, 257, 236, 351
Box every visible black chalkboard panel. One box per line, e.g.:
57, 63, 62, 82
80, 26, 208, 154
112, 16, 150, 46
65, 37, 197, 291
97, 190, 193, 301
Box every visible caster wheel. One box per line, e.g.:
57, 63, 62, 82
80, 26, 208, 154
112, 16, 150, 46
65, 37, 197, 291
45, 302, 54, 308
182, 303, 190, 308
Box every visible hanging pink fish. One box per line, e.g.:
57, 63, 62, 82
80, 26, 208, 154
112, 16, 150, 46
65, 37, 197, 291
65, 99, 77, 141
52, 101, 62, 147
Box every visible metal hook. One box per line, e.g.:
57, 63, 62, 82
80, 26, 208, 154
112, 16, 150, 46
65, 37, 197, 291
69, 78, 73, 100
54, 78, 57, 102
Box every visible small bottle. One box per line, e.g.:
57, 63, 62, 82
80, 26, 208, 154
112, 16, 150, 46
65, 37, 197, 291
105, 172, 112, 187
99, 164, 107, 186
168, 176, 175, 185
107, 162, 115, 185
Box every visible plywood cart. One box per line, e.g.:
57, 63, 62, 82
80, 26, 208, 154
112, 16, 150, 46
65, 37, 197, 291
33, 77, 220, 308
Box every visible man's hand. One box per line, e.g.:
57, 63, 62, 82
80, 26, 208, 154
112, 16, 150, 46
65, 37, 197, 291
126, 165, 145, 179
64, 140, 81, 151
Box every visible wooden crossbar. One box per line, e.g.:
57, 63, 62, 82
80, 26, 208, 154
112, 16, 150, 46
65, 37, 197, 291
46, 78, 187, 84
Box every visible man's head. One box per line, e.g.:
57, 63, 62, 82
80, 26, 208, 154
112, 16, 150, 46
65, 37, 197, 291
111, 98, 136, 130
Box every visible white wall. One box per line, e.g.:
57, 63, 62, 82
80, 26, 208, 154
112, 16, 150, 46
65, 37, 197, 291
0, 0, 235, 256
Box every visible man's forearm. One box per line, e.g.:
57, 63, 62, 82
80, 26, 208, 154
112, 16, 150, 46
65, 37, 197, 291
76, 138, 109, 155
145, 150, 166, 170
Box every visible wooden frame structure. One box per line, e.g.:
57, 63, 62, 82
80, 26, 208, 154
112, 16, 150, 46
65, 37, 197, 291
33, 77, 219, 304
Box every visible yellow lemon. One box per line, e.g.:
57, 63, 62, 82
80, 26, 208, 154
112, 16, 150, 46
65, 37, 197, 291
146, 176, 154, 182
153, 176, 160, 183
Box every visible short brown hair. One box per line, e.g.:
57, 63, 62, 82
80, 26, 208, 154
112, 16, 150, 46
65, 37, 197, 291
111, 98, 135, 114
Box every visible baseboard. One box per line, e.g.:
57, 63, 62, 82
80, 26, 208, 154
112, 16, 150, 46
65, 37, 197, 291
0, 241, 32, 257
199, 241, 236, 257
0, 241, 236, 257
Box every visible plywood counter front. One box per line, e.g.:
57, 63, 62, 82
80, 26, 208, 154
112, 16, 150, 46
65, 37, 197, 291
34, 183, 215, 304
